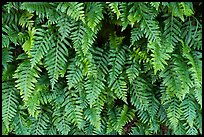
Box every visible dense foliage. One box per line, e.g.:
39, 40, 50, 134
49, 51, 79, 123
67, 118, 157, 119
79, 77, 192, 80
2, 2, 202, 135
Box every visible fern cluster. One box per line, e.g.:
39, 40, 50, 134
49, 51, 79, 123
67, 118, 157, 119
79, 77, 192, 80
2, 2, 202, 135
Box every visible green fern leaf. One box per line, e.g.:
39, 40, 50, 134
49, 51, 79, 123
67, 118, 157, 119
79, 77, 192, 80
126, 55, 140, 84
115, 105, 135, 134
108, 48, 125, 87
30, 113, 50, 135
163, 15, 182, 47
30, 27, 54, 68
130, 28, 144, 46
130, 77, 151, 111
181, 95, 196, 128
107, 2, 120, 19
85, 75, 105, 108
22, 27, 36, 55
86, 2, 104, 32
148, 39, 173, 74
167, 98, 182, 131
57, 2, 85, 23
66, 58, 83, 90
13, 60, 41, 102
53, 109, 71, 135
2, 81, 19, 131
111, 76, 128, 104
44, 36, 69, 89
63, 89, 85, 129
19, 11, 34, 28
2, 47, 13, 70
13, 112, 30, 135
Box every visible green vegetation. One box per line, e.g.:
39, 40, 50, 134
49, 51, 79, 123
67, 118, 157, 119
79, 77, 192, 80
2, 2, 202, 135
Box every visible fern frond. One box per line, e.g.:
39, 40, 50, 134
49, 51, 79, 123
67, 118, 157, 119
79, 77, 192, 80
66, 58, 83, 90
84, 105, 101, 131
19, 11, 34, 28
106, 107, 121, 134
44, 35, 69, 89
85, 75, 105, 108
184, 123, 198, 135
181, 95, 196, 128
130, 124, 145, 135
167, 98, 182, 131
194, 111, 202, 134
157, 105, 168, 123
52, 109, 71, 135
2, 34, 10, 48
63, 88, 85, 129
179, 2, 194, 16
20, 2, 55, 20
130, 77, 151, 111
172, 54, 193, 100
138, 3, 160, 42
2, 47, 13, 70
13, 112, 30, 135
111, 76, 128, 104
159, 63, 182, 97
181, 19, 202, 50
174, 120, 186, 135
148, 39, 173, 74
126, 54, 141, 84
22, 27, 36, 55
168, 2, 185, 21
115, 105, 135, 134
93, 47, 109, 75
13, 60, 41, 102
56, 14, 72, 40
149, 2, 160, 10
2, 81, 19, 131
86, 2, 104, 32
81, 26, 98, 56
2, 24, 19, 46
119, 2, 130, 31
148, 96, 160, 119
107, 2, 120, 19
26, 90, 41, 118
108, 48, 125, 87
130, 28, 144, 46
70, 21, 85, 50
57, 2, 85, 23
30, 27, 54, 68
163, 15, 182, 47
30, 113, 50, 135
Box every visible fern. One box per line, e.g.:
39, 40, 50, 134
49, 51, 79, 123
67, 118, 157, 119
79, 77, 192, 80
30, 27, 54, 68
13, 112, 30, 135
2, 2, 202, 135
52, 109, 71, 135
167, 98, 182, 131
86, 2, 104, 32
13, 60, 41, 102
19, 11, 34, 28
30, 113, 50, 135
163, 15, 182, 47
85, 75, 105, 108
63, 88, 85, 129
108, 47, 126, 87
130, 77, 151, 111
181, 95, 196, 128
148, 39, 173, 74
57, 2, 85, 23
2, 81, 19, 131
44, 33, 69, 89
2, 47, 13, 70
107, 2, 120, 19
